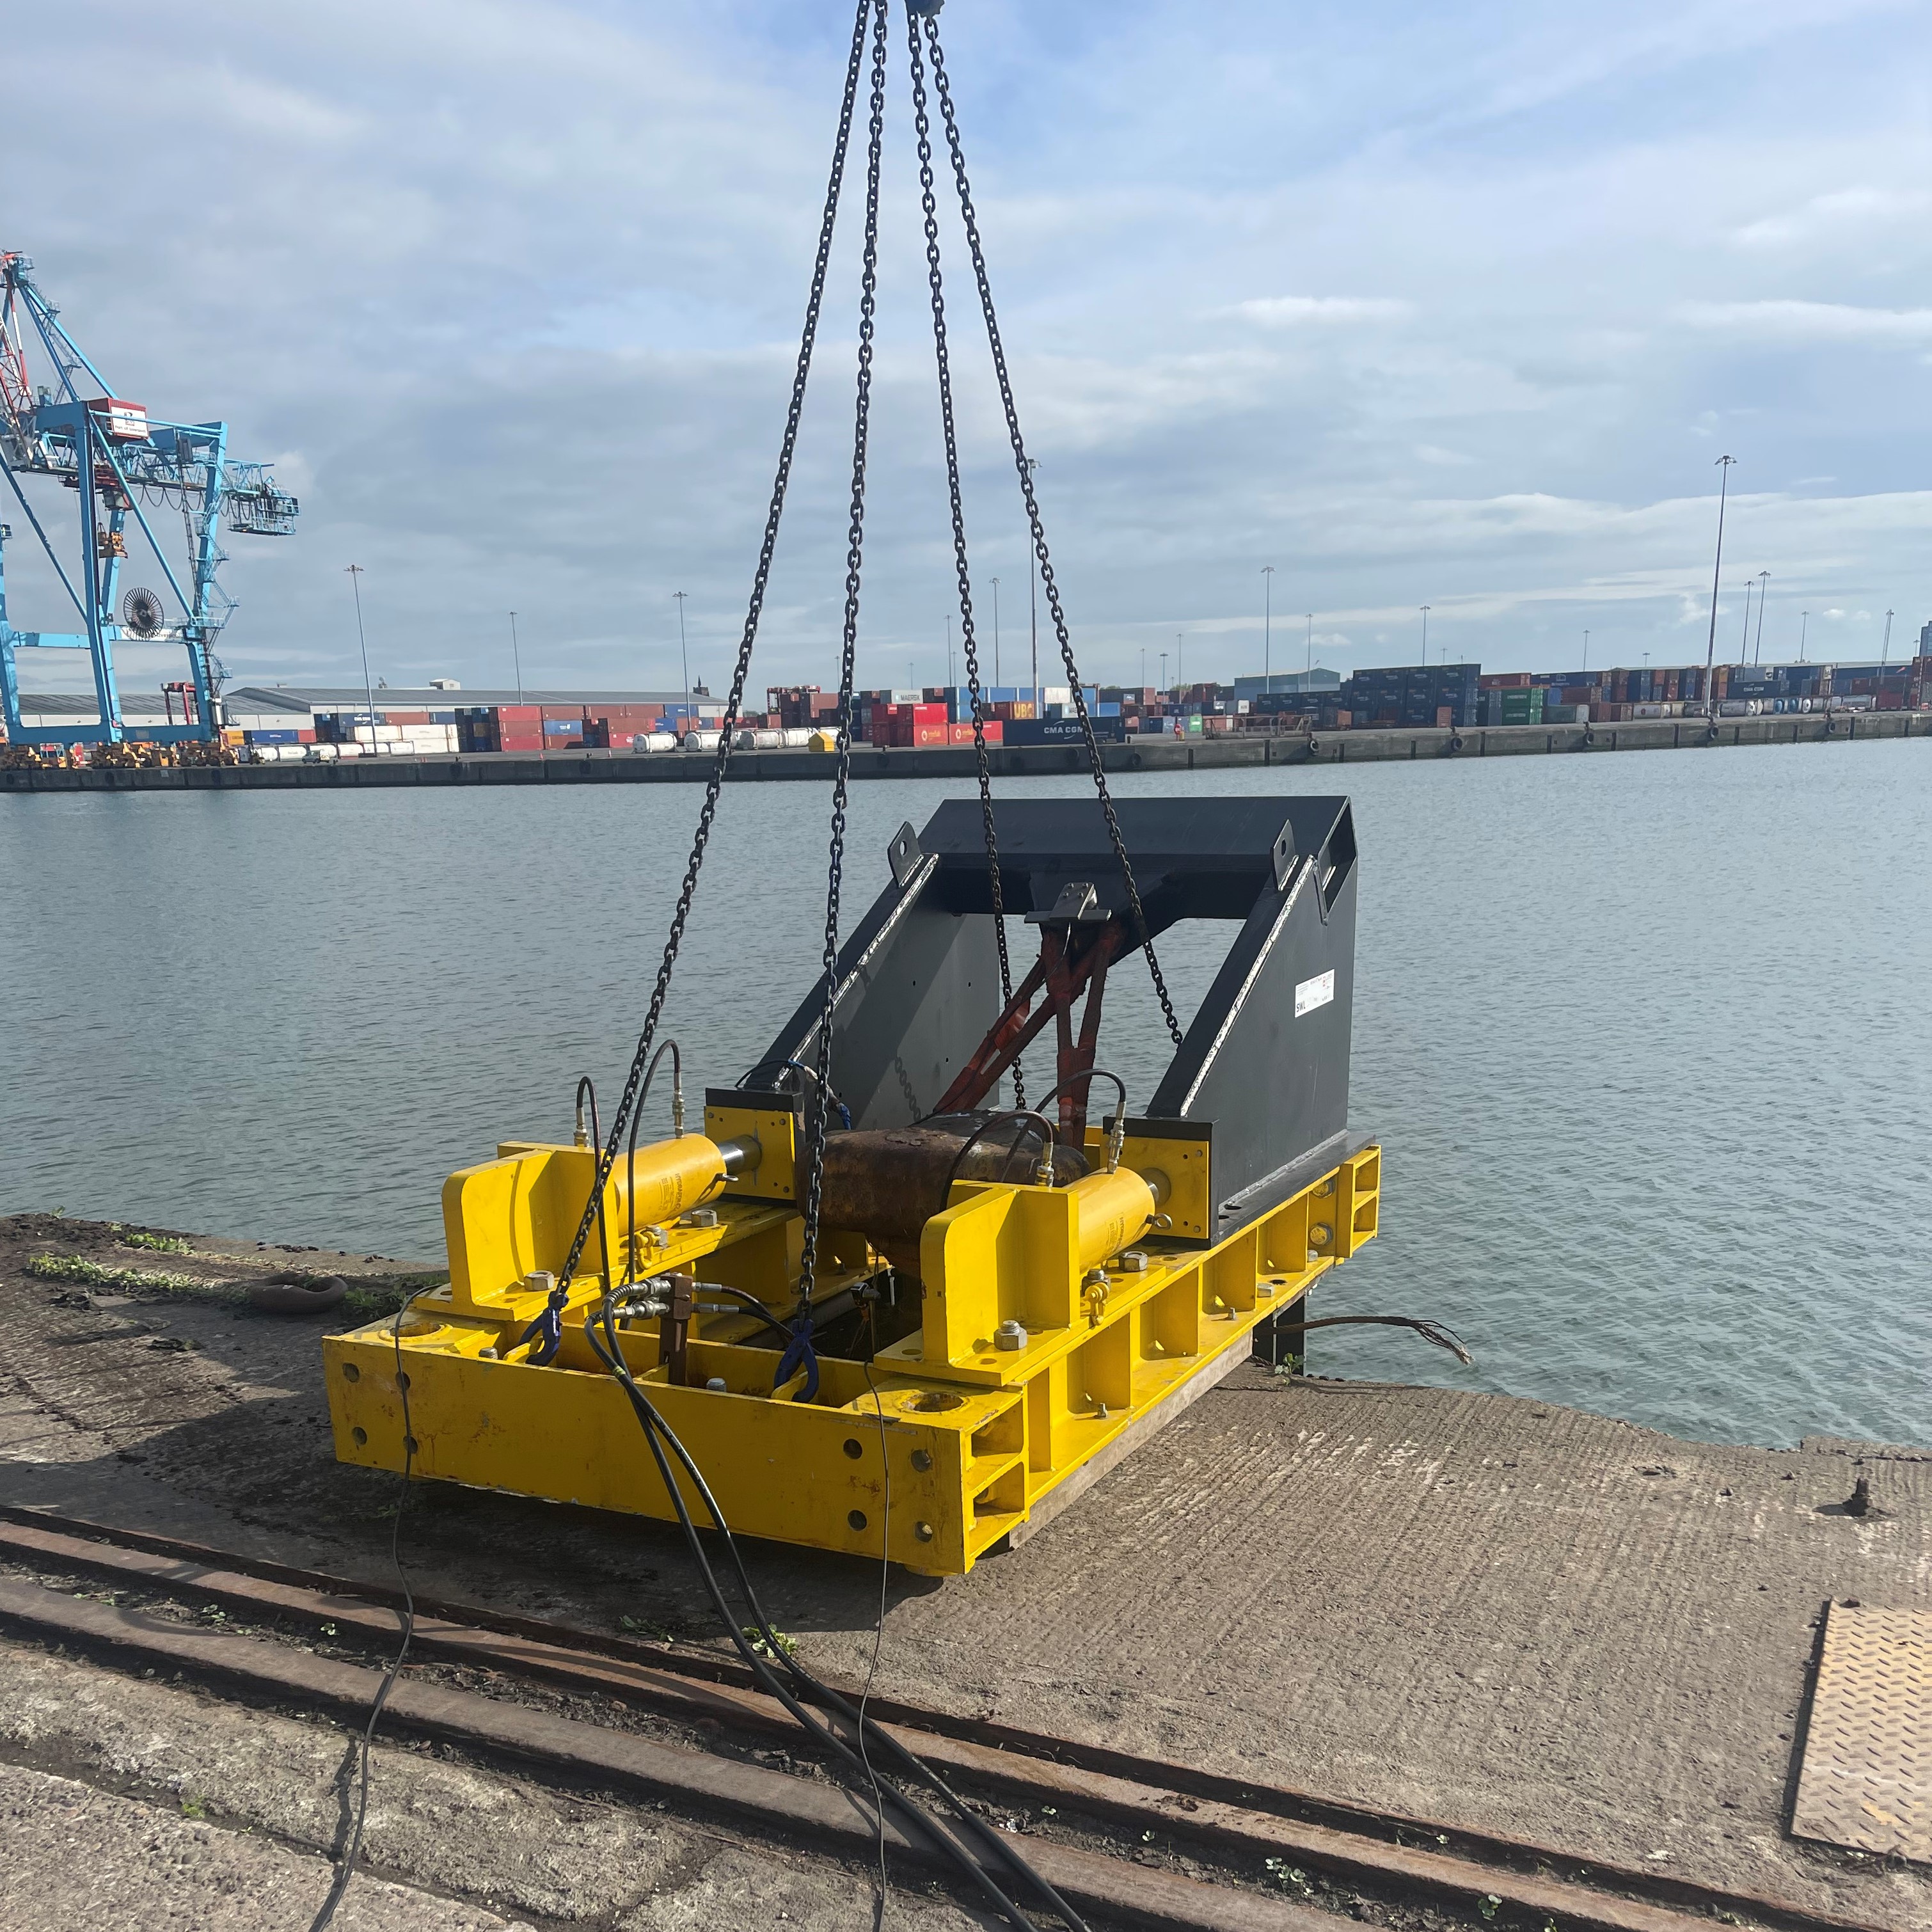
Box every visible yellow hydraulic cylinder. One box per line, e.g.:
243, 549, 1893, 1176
1069, 1164, 1163, 1273
615, 1132, 743, 1226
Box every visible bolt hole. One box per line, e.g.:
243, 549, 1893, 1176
351, 1427, 367, 1446
403, 1436, 419, 1455
843, 1437, 863, 1459
914, 1521, 935, 1543
396, 1371, 411, 1391
910, 1450, 933, 1473
848, 1509, 867, 1532
342, 1363, 360, 1382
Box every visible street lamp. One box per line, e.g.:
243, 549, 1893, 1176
1306, 612, 1313, 680
1754, 572, 1768, 663
1882, 608, 1894, 668
946, 612, 955, 690
1700, 455, 1735, 721
990, 577, 1001, 686
1026, 459, 1041, 710
1420, 605, 1430, 659
674, 591, 691, 701
1583, 629, 1590, 674
1262, 566, 1274, 691
509, 610, 524, 708
345, 565, 376, 756
1800, 611, 1809, 662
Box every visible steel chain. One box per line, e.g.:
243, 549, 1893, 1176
905, 7, 1022, 1105
795, 0, 891, 1322
551, 0, 875, 1300
922, 13, 1185, 1050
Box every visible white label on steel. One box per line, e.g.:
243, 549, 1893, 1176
1295, 969, 1336, 1018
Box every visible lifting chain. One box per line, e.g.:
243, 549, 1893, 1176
905, 8, 1022, 1105
791, 0, 891, 1343
548, 0, 876, 1304
921, 10, 1185, 1050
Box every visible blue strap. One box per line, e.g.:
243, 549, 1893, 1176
514, 1295, 565, 1367
775, 1316, 821, 1402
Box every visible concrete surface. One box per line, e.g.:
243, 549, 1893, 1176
0, 1636, 994, 1931
3, 1214, 1928, 1931
0, 1762, 526, 1931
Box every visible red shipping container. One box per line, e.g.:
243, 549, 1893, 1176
500, 734, 543, 751
495, 705, 540, 722
296, 729, 317, 744
913, 724, 947, 747
384, 710, 430, 725
1478, 674, 1532, 690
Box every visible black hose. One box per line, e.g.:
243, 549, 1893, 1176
1266, 1313, 1475, 1365
583, 1295, 1079, 1930
689, 1282, 795, 1349
942, 1109, 1056, 1192
625, 1039, 683, 1285
1031, 1068, 1127, 1126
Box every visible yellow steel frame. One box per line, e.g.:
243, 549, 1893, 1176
324, 1109, 1379, 1576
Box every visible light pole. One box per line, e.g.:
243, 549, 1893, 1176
346, 565, 376, 756
1026, 459, 1041, 711
1754, 572, 1768, 663
1701, 455, 1734, 721
674, 590, 690, 701
1306, 612, 1313, 680
1262, 566, 1274, 691
946, 612, 955, 691
1176, 631, 1185, 694
1583, 629, 1590, 674
990, 577, 1001, 686
1882, 608, 1894, 667
1160, 649, 1169, 692
1420, 605, 1430, 660
1737, 578, 1752, 665
1800, 611, 1809, 662
509, 610, 524, 708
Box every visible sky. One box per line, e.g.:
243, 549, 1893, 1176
5, 0, 1929, 700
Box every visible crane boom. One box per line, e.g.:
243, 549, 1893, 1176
0, 251, 299, 748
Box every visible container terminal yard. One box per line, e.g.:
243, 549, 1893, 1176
6, 650, 1930, 789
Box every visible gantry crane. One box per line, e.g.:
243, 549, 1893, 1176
0, 251, 299, 746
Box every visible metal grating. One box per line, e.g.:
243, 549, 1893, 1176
1791, 1602, 1932, 1864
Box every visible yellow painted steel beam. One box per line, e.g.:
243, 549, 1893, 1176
326, 1139, 1379, 1576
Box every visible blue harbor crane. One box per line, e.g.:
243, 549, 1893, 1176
0, 251, 298, 747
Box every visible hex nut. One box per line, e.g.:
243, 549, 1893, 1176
994, 1319, 1027, 1350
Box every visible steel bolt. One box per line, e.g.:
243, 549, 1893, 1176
995, 1318, 1028, 1351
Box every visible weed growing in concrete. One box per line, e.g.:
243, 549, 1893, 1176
28, 1253, 204, 1293
1478, 1896, 1502, 1920
180, 1795, 206, 1819
745, 1625, 798, 1661
114, 1228, 194, 1253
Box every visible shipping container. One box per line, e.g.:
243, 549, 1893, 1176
1001, 717, 1127, 746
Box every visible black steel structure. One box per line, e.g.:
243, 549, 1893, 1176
756, 795, 1365, 1267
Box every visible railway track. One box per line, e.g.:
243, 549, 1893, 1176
0, 1503, 1878, 1932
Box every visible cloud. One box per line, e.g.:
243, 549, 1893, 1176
1677, 300, 1932, 342
4, 0, 1931, 700
1224, 296, 1413, 326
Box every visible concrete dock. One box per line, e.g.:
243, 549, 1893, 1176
3, 707, 1923, 790
2, 1210, 1927, 1930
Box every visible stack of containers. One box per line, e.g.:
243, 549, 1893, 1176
867, 701, 948, 747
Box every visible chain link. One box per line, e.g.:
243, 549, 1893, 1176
921, 13, 1184, 1050
795, 0, 891, 1322
905, 5, 1022, 1106
550, 0, 876, 1301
